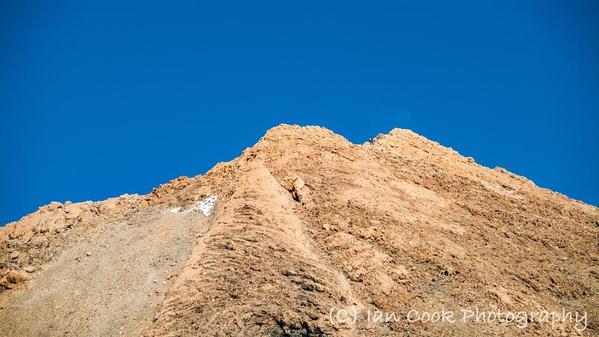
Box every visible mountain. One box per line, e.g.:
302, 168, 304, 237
1, 125, 597, 337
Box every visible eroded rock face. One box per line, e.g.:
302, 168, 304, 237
1, 124, 598, 337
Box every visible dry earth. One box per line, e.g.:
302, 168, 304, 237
1, 124, 598, 337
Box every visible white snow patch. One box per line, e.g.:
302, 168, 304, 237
169, 207, 182, 213
179, 195, 218, 216
196, 195, 218, 216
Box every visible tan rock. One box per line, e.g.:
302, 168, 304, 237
0, 124, 596, 337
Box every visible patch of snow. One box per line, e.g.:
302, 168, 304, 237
178, 195, 218, 216
195, 195, 218, 216
169, 207, 181, 213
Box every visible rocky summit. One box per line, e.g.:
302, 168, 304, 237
1, 125, 597, 337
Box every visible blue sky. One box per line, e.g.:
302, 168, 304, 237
1, 1, 597, 224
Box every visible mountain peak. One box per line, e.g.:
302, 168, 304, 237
1, 125, 597, 336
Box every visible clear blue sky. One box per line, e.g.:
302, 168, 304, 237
1, 1, 597, 224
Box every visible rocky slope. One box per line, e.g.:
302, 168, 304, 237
1, 125, 597, 337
